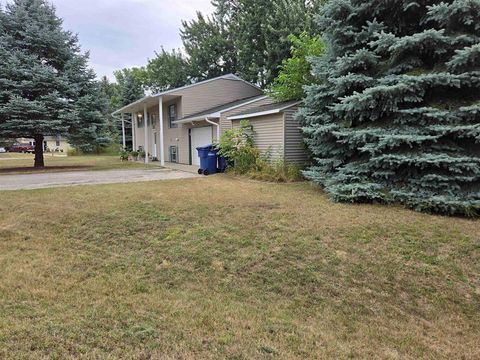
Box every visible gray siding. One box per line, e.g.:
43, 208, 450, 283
170, 78, 262, 118
232, 113, 284, 161
284, 108, 309, 165
220, 96, 274, 135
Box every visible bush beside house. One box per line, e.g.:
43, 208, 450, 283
216, 120, 303, 182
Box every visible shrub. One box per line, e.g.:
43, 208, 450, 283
120, 150, 130, 161
216, 121, 304, 182
248, 159, 304, 183
67, 148, 83, 156
96, 143, 122, 156
216, 120, 259, 173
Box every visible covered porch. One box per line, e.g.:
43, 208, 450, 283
114, 95, 220, 167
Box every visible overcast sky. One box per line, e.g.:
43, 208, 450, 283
51, 0, 214, 81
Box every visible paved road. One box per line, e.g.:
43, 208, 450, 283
0, 168, 200, 191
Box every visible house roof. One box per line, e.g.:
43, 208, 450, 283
173, 95, 268, 124
227, 100, 301, 120
112, 74, 262, 116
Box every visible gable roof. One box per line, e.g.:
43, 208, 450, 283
173, 95, 268, 124
164, 73, 262, 96
112, 74, 261, 115
227, 100, 301, 120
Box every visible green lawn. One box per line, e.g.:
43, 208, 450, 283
0, 177, 478, 359
0, 153, 154, 174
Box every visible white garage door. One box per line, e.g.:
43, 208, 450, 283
191, 126, 213, 166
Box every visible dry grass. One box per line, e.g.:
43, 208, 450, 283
0, 177, 478, 359
0, 154, 154, 174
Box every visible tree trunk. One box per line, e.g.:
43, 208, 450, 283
34, 134, 44, 168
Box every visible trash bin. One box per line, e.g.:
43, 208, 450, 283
218, 156, 227, 173
204, 151, 218, 176
196, 144, 213, 174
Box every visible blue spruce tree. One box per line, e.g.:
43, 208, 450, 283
300, 0, 480, 216
0, 0, 109, 166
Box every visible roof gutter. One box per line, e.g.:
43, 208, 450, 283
111, 96, 153, 116
227, 101, 302, 120
112, 114, 132, 124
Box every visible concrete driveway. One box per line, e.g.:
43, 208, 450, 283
0, 168, 200, 191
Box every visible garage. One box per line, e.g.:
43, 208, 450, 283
190, 126, 213, 166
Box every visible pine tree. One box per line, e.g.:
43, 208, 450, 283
114, 68, 145, 106
67, 80, 111, 153
98, 76, 135, 150
233, 0, 273, 86
181, 10, 237, 81
0, 0, 109, 166
300, 0, 480, 216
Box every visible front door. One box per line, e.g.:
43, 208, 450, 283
191, 126, 213, 166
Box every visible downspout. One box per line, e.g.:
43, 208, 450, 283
205, 117, 220, 142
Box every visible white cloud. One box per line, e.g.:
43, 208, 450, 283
51, 0, 214, 80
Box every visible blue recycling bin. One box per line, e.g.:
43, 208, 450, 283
204, 151, 218, 176
196, 144, 213, 174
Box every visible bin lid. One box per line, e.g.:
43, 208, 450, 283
196, 144, 213, 151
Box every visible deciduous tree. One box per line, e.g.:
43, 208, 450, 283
180, 0, 324, 87
268, 32, 325, 101
143, 48, 190, 92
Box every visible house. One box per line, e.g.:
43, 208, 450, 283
113, 74, 308, 167
43, 135, 72, 153
17, 136, 72, 153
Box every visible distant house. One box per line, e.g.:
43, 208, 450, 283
113, 74, 308, 166
18, 135, 71, 153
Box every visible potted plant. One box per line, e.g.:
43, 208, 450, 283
131, 150, 139, 161
120, 150, 130, 162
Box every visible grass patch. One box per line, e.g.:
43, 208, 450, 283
245, 161, 304, 183
0, 154, 155, 174
0, 177, 478, 359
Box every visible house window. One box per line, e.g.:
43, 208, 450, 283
55, 135, 61, 147
169, 104, 178, 128
169, 146, 178, 163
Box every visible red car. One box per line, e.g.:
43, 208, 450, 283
8, 143, 35, 153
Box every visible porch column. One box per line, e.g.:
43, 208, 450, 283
144, 105, 149, 164
159, 97, 165, 166
121, 112, 126, 150
132, 113, 137, 150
